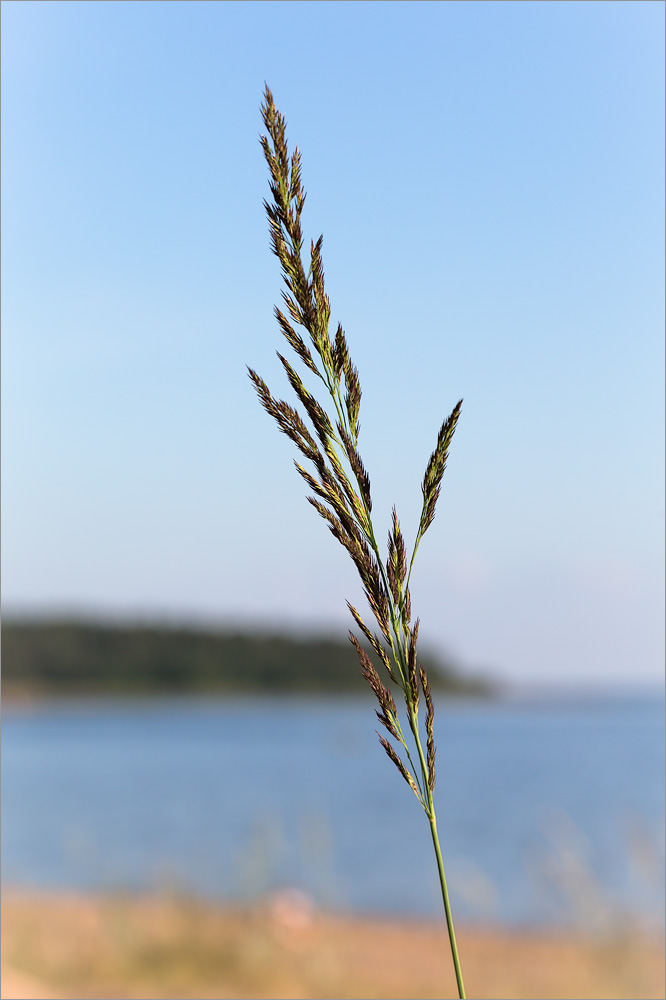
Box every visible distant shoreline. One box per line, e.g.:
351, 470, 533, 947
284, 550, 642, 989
2, 619, 496, 699
0, 687, 495, 711
4, 685, 663, 710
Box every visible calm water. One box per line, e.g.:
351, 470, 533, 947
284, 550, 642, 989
2, 693, 664, 927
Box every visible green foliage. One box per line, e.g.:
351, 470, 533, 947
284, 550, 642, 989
1, 621, 489, 697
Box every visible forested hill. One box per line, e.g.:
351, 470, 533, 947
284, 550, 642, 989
2, 621, 493, 697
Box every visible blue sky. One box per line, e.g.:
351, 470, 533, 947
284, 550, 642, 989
2, 0, 663, 685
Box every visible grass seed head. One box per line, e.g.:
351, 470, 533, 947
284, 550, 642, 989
346, 602, 397, 683
253, 86, 466, 998
420, 665, 436, 792
377, 733, 422, 802
274, 307, 320, 376
407, 619, 421, 709
420, 399, 463, 538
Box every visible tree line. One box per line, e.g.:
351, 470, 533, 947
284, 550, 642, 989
2, 620, 494, 697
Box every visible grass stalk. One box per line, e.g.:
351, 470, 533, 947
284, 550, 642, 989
249, 84, 467, 998
429, 814, 466, 998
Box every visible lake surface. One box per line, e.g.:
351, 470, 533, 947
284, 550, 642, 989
2, 692, 664, 928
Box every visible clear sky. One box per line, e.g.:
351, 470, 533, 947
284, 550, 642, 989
2, 0, 664, 686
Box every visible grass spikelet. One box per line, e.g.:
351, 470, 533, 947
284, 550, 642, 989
274, 306, 320, 376
247, 368, 320, 463
346, 602, 397, 683
276, 352, 333, 445
407, 619, 420, 710
338, 425, 372, 511
421, 665, 437, 793
377, 733, 423, 803
348, 632, 399, 740
418, 400, 463, 540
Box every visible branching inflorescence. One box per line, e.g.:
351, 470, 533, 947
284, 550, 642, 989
248, 85, 466, 998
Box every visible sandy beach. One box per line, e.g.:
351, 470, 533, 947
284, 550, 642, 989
2, 888, 664, 1000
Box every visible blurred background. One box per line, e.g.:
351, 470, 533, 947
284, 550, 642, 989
2, 1, 664, 998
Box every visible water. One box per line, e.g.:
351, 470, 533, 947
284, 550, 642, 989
2, 693, 664, 928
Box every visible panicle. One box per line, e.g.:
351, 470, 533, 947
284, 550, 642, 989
253, 87, 462, 829
419, 400, 463, 538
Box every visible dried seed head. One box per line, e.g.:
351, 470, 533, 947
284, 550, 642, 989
419, 399, 463, 538
349, 630, 375, 681
392, 508, 407, 584
321, 439, 367, 528
377, 733, 422, 803
274, 307, 319, 376
333, 324, 349, 384
309, 235, 331, 347
386, 506, 408, 608
363, 565, 391, 644
407, 619, 420, 709
387, 557, 399, 606
257, 88, 449, 814
349, 632, 398, 735
248, 368, 321, 464
277, 352, 333, 448
344, 361, 362, 440
374, 709, 400, 741
262, 84, 332, 370
338, 424, 372, 513
420, 665, 436, 792
403, 586, 412, 624
346, 603, 397, 683
289, 146, 303, 203
306, 494, 349, 541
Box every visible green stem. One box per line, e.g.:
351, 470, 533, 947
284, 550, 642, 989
429, 813, 466, 999
407, 708, 465, 999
